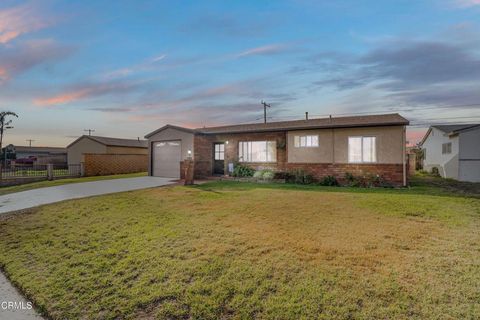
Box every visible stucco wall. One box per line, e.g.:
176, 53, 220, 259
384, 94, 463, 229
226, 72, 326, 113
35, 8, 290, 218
67, 137, 106, 165
422, 127, 459, 178
146, 128, 194, 175
287, 129, 333, 163
458, 126, 480, 182
459, 126, 480, 160
287, 126, 405, 164
106, 146, 148, 155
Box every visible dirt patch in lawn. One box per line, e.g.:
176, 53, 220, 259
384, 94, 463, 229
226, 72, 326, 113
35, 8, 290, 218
0, 185, 479, 319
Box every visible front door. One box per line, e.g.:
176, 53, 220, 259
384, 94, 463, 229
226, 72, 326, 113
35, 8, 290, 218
213, 143, 225, 175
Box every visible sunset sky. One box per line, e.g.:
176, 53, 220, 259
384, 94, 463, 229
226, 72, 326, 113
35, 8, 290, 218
1, 0, 480, 147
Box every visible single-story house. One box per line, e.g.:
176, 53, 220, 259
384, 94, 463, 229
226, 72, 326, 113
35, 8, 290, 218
67, 135, 149, 176
2, 144, 67, 165
420, 124, 480, 182
145, 113, 409, 186
67, 135, 148, 165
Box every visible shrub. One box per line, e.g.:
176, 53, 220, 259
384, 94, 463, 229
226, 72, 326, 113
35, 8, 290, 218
253, 169, 275, 181
431, 167, 440, 177
287, 168, 314, 185
319, 175, 338, 186
262, 170, 275, 181
232, 164, 255, 177
253, 171, 263, 179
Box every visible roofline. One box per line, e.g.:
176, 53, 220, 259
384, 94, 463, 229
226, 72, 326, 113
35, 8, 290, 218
66, 135, 91, 148
145, 114, 409, 137
451, 124, 480, 134
196, 121, 409, 135
144, 125, 196, 138
67, 135, 147, 148
418, 127, 432, 146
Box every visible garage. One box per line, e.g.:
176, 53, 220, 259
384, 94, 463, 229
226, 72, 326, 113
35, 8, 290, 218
152, 140, 181, 178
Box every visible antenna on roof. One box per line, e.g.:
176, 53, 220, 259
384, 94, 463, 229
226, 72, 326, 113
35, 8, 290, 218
84, 129, 95, 136
261, 100, 271, 124
25, 139, 35, 147
305, 112, 309, 120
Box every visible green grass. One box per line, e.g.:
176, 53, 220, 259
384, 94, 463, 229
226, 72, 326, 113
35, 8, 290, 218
0, 172, 147, 196
0, 179, 479, 319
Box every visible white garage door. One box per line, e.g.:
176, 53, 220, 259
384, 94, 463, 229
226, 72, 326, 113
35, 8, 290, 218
153, 140, 181, 178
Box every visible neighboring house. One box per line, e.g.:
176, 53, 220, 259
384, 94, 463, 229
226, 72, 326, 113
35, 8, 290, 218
145, 113, 409, 186
420, 124, 480, 182
2, 144, 67, 165
67, 136, 148, 176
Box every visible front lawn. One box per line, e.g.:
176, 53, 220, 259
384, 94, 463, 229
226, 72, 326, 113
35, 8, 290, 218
0, 181, 479, 319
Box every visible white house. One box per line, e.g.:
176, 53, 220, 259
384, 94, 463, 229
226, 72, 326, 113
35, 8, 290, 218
420, 124, 480, 182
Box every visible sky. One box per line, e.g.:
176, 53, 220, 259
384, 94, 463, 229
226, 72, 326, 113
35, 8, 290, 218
1, 0, 480, 147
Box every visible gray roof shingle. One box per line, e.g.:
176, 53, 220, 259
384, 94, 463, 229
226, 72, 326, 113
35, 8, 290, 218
432, 124, 480, 134
194, 113, 409, 134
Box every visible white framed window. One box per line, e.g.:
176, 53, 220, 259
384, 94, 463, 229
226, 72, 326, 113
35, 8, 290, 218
442, 142, 452, 154
239, 141, 276, 163
348, 136, 376, 163
214, 143, 224, 160
294, 135, 319, 147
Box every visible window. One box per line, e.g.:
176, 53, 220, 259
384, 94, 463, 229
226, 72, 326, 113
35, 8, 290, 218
294, 135, 319, 147
239, 141, 276, 162
214, 143, 224, 160
348, 136, 376, 163
442, 142, 452, 154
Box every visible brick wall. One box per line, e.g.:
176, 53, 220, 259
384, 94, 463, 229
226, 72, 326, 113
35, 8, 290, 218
285, 163, 405, 186
193, 131, 287, 178
83, 153, 147, 176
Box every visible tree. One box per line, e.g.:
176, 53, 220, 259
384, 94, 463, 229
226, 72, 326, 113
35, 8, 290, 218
0, 111, 18, 179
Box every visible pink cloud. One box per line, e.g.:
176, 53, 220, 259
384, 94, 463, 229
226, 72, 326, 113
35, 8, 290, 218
406, 129, 428, 146
0, 3, 51, 44
34, 89, 90, 106
34, 81, 142, 106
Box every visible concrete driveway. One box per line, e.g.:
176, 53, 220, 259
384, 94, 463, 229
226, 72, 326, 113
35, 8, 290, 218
0, 176, 175, 214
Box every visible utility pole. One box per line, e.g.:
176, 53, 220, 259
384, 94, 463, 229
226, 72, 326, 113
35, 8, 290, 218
84, 129, 95, 136
26, 139, 35, 147
261, 100, 271, 124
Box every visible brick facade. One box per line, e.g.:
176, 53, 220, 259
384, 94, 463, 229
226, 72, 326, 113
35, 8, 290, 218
191, 131, 405, 186
83, 153, 147, 176
193, 131, 287, 178
285, 163, 405, 186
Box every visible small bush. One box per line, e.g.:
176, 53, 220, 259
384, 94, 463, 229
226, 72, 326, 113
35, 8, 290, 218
319, 175, 338, 186
262, 170, 275, 180
253, 171, 263, 179
232, 164, 255, 177
287, 169, 314, 185
431, 167, 440, 177
253, 169, 275, 181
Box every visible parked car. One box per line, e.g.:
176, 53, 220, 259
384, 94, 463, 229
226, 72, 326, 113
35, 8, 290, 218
14, 156, 37, 165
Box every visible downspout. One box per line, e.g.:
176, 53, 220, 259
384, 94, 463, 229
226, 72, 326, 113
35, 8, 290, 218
402, 125, 407, 187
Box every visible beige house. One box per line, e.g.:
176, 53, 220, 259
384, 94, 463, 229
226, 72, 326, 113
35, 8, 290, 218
67, 135, 148, 165
145, 113, 409, 186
